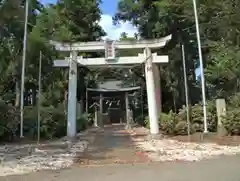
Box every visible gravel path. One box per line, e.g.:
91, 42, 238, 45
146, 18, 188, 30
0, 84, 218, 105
2, 154, 240, 181
130, 127, 240, 162
77, 124, 150, 165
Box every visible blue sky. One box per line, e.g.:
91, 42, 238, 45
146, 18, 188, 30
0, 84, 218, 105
41, 0, 117, 15
40, 0, 136, 39
195, 67, 200, 77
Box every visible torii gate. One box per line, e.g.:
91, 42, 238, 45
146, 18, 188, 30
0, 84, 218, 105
50, 35, 172, 138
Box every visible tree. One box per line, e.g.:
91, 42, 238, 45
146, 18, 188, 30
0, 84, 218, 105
0, 0, 107, 140
114, 0, 240, 111
114, 0, 201, 111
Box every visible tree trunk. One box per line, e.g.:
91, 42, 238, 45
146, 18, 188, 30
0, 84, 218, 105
15, 79, 20, 107
32, 88, 37, 106
172, 92, 177, 112
63, 69, 69, 115
64, 89, 68, 115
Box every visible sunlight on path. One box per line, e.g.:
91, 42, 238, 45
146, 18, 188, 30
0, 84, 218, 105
130, 127, 240, 162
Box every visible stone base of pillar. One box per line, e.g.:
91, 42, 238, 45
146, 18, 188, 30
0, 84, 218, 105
146, 133, 162, 140
125, 122, 132, 130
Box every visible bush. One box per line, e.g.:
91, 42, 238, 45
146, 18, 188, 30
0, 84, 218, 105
135, 115, 146, 126
0, 98, 90, 141
77, 114, 88, 132
220, 93, 240, 135
222, 108, 240, 135
228, 92, 240, 107
0, 99, 19, 141
144, 111, 191, 135
24, 105, 67, 139
144, 116, 150, 129
159, 111, 178, 135
178, 101, 217, 132
23, 105, 90, 139
144, 101, 217, 136
175, 121, 189, 135
86, 113, 94, 126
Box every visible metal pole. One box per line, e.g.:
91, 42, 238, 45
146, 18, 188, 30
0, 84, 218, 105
86, 82, 88, 115
181, 44, 190, 136
192, 0, 208, 133
20, 0, 29, 138
125, 92, 129, 127
140, 65, 144, 124
37, 51, 42, 144
141, 87, 144, 121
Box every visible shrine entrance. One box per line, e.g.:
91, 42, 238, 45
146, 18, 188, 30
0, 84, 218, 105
87, 80, 140, 126
51, 34, 172, 138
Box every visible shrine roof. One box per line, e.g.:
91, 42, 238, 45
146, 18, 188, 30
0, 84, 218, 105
87, 80, 140, 92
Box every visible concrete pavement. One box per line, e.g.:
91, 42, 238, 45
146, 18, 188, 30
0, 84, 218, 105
2, 154, 240, 181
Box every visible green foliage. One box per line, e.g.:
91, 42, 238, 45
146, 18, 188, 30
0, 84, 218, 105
23, 105, 67, 139
227, 92, 240, 107
114, 0, 202, 111
144, 101, 218, 136
0, 99, 19, 141
159, 111, 179, 135
178, 101, 217, 132
144, 116, 150, 129
114, 0, 240, 112
175, 121, 189, 135
221, 93, 240, 135
77, 116, 88, 132
23, 105, 89, 139
135, 115, 146, 127
145, 111, 190, 135
2, 0, 240, 141
205, 42, 240, 98
0, 100, 90, 141
0, 0, 105, 142
222, 108, 240, 135
77, 113, 94, 132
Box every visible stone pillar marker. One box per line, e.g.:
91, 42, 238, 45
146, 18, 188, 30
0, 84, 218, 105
125, 92, 130, 129
79, 98, 84, 115
94, 106, 98, 127
76, 102, 81, 119
216, 99, 227, 136
99, 93, 103, 127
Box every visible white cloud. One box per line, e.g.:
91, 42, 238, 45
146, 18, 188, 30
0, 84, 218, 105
99, 14, 137, 40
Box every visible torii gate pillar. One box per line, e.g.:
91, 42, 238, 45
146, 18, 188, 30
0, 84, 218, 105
153, 64, 162, 114
67, 51, 77, 138
144, 48, 159, 134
